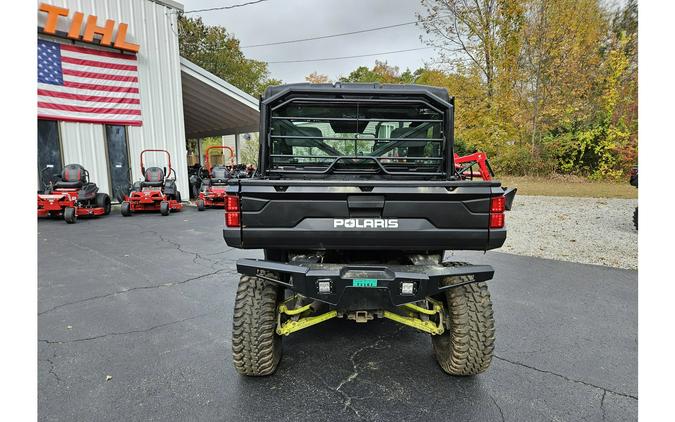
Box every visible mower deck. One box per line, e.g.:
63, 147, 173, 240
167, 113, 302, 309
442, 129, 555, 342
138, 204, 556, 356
198, 186, 227, 208
126, 190, 182, 212
37, 190, 108, 221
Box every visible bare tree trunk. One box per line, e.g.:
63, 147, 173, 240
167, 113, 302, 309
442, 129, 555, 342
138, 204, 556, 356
530, 0, 547, 157
531, 63, 541, 155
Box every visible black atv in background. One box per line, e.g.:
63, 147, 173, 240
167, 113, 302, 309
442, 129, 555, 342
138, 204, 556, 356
630, 166, 638, 230
223, 83, 516, 377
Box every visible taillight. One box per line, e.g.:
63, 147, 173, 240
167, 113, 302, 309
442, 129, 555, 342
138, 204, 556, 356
489, 213, 504, 228
226, 195, 239, 212
490, 196, 505, 213
225, 194, 240, 227
489, 196, 505, 229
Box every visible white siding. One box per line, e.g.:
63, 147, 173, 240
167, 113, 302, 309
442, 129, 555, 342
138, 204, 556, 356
39, 0, 188, 197
222, 135, 237, 161
59, 123, 110, 194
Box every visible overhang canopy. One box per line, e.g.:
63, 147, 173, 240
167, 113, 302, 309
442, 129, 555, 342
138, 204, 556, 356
180, 58, 259, 138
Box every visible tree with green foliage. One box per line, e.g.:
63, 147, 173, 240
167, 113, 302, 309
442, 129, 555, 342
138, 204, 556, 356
414, 0, 637, 179
338, 61, 418, 84
240, 133, 260, 166
178, 16, 281, 97
305, 72, 331, 84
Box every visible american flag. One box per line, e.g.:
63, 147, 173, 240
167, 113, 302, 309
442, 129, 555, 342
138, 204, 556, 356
37, 40, 142, 126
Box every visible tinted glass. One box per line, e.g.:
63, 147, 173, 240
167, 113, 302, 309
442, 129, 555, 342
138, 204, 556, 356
105, 125, 130, 202
37, 119, 62, 189
269, 102, 444, 172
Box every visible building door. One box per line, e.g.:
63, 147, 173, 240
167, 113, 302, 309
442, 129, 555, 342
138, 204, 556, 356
37, 119, 62, 191
105, 125, 130, 202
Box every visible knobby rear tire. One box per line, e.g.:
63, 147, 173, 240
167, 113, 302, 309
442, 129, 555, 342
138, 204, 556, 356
431, 262, 495, 376
232, 272, 282, 376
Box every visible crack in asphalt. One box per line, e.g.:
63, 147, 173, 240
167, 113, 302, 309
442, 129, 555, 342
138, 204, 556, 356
600, 389, 607, 421
489, 394, 506, 422
38, 268, 234, 316
38, 313, 210, 344
141, 230, 223, 268
39, 350, 62, 383
205, 248, 235, 257
493, 355, 638, 401
317, 326, 405, 420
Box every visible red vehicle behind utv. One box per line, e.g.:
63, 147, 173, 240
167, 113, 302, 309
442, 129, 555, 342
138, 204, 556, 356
196, 145, 235, 211
37, 164, 112, 224
121, 149, 182, 216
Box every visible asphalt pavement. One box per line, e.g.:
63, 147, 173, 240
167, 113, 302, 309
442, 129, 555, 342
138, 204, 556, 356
38, 207, 638, 421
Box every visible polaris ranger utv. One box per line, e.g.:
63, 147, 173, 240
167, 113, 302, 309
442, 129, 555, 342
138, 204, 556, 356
223, 83, 515, 377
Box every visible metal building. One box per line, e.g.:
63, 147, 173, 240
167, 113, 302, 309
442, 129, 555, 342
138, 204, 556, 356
37, 0, 259, 201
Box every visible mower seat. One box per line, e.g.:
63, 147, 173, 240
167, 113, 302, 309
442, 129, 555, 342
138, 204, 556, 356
142, 167, 165, 188
210, 166, 229, 184
54, 164, 86, 189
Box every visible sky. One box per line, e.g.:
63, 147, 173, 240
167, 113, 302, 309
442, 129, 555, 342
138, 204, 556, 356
179, 0, 437, 83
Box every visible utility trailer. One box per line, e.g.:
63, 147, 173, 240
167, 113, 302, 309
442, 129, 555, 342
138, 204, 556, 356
223, 83, 516, 376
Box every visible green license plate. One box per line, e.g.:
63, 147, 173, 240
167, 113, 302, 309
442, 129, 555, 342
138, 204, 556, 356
352, 279, 378, 287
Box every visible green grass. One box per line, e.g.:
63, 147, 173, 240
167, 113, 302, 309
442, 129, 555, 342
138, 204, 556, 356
498, 176, 637, 199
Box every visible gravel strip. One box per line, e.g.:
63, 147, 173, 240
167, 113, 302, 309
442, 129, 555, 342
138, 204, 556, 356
500, 195, 638, 270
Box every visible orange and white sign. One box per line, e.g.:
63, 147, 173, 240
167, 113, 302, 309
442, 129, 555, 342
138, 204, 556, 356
38, 3, 140, 53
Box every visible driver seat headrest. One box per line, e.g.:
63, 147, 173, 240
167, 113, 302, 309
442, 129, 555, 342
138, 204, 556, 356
62, 164, 86, 182
142, 167, 165, 188
144, 167, 165, 182
54, 164, 87, 189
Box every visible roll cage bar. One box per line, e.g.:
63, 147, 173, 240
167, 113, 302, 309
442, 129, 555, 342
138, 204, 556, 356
203, 145, 235, 175
140, 149, 176, 181
258, 85, 455, 179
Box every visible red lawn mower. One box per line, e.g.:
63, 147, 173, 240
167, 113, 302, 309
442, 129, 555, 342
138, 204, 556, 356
195, 145, 235, 211
37, 164, 112, 224
121, 149, 183, 216
454, 151, 517, 210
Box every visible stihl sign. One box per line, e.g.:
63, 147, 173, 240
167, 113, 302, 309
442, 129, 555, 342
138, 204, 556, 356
38, 3, 140, 53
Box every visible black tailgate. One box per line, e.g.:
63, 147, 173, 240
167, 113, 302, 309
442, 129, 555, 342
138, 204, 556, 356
224, 179, 506, 251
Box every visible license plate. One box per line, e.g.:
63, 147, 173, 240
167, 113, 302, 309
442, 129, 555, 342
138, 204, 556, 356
352, 279, 378, 287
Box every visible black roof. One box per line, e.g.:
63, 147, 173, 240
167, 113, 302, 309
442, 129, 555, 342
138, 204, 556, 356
262, 82, 452, 104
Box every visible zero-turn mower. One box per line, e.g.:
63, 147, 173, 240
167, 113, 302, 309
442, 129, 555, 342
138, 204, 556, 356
37, 164, 112, 224
120, 149, 182, 216
196, 145, 235, 211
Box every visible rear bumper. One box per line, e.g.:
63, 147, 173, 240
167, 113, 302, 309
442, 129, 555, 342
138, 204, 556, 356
236, 258, 494, 309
